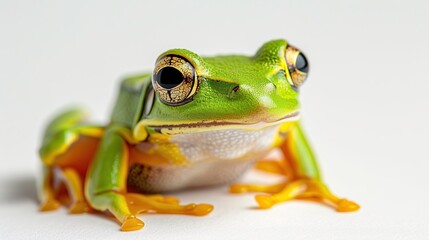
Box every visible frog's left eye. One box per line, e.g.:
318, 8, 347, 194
152, 55, 198, 106
285, 45, 309, 87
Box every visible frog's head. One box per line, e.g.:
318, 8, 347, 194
135, 39, 309, 135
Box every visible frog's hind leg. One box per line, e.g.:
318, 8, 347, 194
39, 132, 101, 213
38, 108, 103, 213
39, 166, 93, 213
55, 167, 93, 214
38, 166, 61, 211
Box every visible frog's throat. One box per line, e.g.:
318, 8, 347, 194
133, 111, 300, 137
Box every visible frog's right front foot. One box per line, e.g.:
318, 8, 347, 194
89, 192, 214, 231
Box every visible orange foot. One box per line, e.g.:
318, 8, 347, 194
120, 193, 214, 232
230, 160, 360, 212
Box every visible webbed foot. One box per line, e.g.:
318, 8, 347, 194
89, 191, 214, 232
230, 161, 360, 212
125, 193, 213, 216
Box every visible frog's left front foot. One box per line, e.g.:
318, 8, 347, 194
125, 193, 214, 216
230, 161, 360, 212
88, 191, 214, 231
122, 194, 213, 231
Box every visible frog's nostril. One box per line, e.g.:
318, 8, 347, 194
228, 85, 240, 98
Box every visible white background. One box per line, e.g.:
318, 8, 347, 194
1, 0, 428, 239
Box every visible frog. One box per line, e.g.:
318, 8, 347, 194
38, 39, 360, 231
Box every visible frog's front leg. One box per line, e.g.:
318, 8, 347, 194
85, 126, 213, 232
230, 122, 360, 212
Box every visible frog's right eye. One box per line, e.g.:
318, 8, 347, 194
152, 55, 198, 106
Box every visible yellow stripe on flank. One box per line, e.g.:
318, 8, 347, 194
149, 133, 188, 166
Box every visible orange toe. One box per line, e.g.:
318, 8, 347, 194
69, 201, 92, 214
121, 216, 145, 232
229, 184, 247, 193
192, 204, 214, 216
255, 195, 274, 209
336, 199, 360, 212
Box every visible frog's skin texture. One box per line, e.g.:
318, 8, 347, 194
38, 39, 360, 231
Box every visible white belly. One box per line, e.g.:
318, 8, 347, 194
128, 124, 281, 193
171, 124, 281, 163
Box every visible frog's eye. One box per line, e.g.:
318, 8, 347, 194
152, 55, 198, 106
285, 45, 309, 87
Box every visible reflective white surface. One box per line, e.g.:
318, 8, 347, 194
1, 0, 428, 239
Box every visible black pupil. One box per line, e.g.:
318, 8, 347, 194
155, 67, 184, 89
296, 53, 309, 73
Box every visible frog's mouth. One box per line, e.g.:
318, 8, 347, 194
134, 111, 300, 136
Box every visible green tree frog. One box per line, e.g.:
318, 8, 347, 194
38, 39, 360, 231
